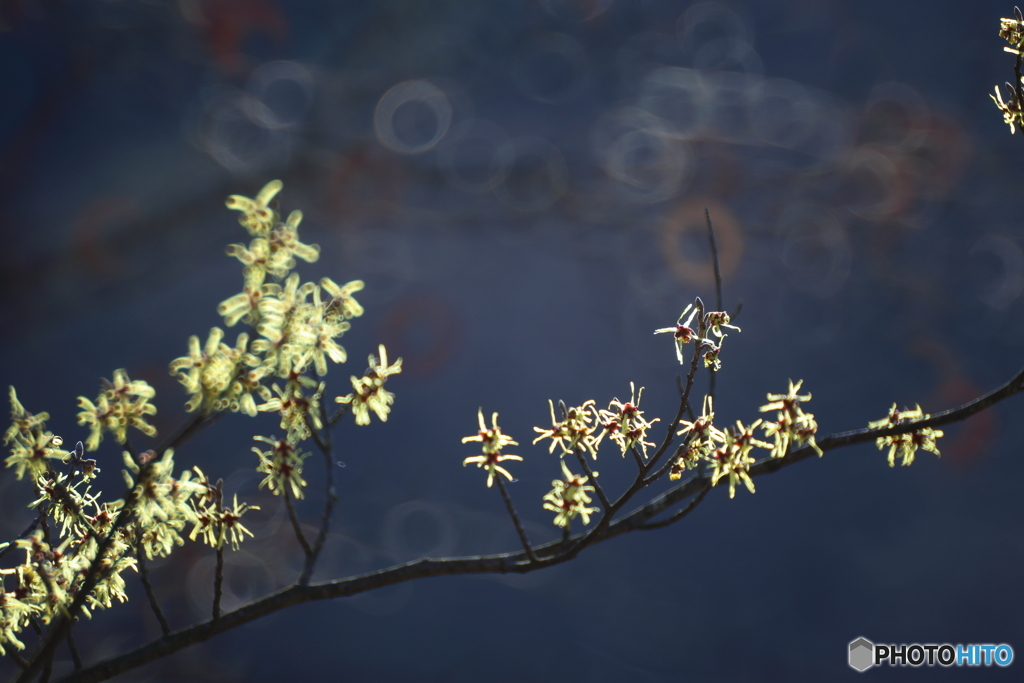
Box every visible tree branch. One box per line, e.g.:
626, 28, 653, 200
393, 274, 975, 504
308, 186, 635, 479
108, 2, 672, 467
45, 363, 1024, 683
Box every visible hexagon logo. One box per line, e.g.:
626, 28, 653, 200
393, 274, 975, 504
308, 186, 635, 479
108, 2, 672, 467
849, 637, 874, 672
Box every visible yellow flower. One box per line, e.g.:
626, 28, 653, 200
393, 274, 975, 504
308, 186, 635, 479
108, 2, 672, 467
654, 303, 700, 364
1000, 8, 1024, 49
758, 379, 823, 458
77, 369, 157, 451
190, 492, 259, 551
335, 345, 403, 425
670, 395, 725, 479
868, 404, 944, 467
320, 277, 365, 320
226, 179, 283, 236
704, 310, 740, 337
597, 382, 659, 459
532, 399, 603, 458
542, 458, 599, 528
3, 386, 49, 446
709, 421, 771, 498
169, 329, 250, 414
4, 388, 67, 480
462, 409, 522, 487
257, 377, 325, 443
253, 435, 310, 499
992, 83, 1024, 134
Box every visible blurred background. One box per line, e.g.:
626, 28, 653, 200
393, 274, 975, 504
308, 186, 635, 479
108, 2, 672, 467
1, 0, 1023, 680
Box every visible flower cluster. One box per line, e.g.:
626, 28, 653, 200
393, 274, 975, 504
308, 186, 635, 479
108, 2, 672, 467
758, 379, 823, 458
76, 369, 157, 451
533, 399, 604, 458
994, 8, 1024, 133
0, 441, 209, 654
669, 396, 726, 479
258, 375, 325, 444
224, 180, 319, 286
597, 382, 659, 459
253, 435, 310, 499
708, 420, 772, 498
122, 449, 208, 559
654, 302, 740, 370
1000, 7, 1024, 52
336, 345, 403, 426
542, 459, 599, 528
3, 387, 68, 480
168, 328, 269, 415
171, 181, 369, 424
462, 409, 522, 487
188, 470, 258, 551
2, 528, 134, 628
867, 404, 944, 467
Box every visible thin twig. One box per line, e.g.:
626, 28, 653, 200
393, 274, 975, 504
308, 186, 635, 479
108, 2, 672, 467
212, 480, 225, 620
299, 400, 337, 586
66, 628, 82, 672
8, 650, 29, 670
705, 208, 723, 405
636, 481, 711, 530
135, 538, 170, 637
705, 207, 723, 313
0, 510, 48, 561
1015, 41, 1023, 111
212, 548, 224, 621
629, 444, 645, 471
283, 488, 312, 559
328, 402, 353, 427
40, 647, 53, 683
494, 476, 536, 563
574, 448, 610, 511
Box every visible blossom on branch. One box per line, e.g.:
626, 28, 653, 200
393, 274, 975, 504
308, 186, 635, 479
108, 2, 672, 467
532, 399, 603, 458
335, 345, 403, 425
709, 420, 771, 498
77, 370, 157, 451
597, 382, 659, 459
867, 403, 944, 467
654, 303, 700, 364
542, 458, 599, 528
758, 379, 823, 458
253, 436, 310, 499
462, 409, 522, 487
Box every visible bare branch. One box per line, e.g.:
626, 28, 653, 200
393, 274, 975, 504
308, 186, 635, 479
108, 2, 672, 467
494, 476, 537, 563
135, 537, 170, 637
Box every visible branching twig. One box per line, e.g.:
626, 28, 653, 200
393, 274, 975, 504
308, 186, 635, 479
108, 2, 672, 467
44, 355, 1024, 683
135, 537, 170, 637
15, 411, 220, 683
573, 447, 610, 511
644, 299, 707, 477
282, 487, 312, 560
299, 400, 338, 585
66, 629, 82, 672
705, 207, 722, 404
494, 475, 536, 563
32, 325, 1024, 683
636, 480, 711, 530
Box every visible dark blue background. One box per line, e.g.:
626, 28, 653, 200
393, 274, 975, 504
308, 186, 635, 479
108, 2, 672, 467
1, 0, 1023, 680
